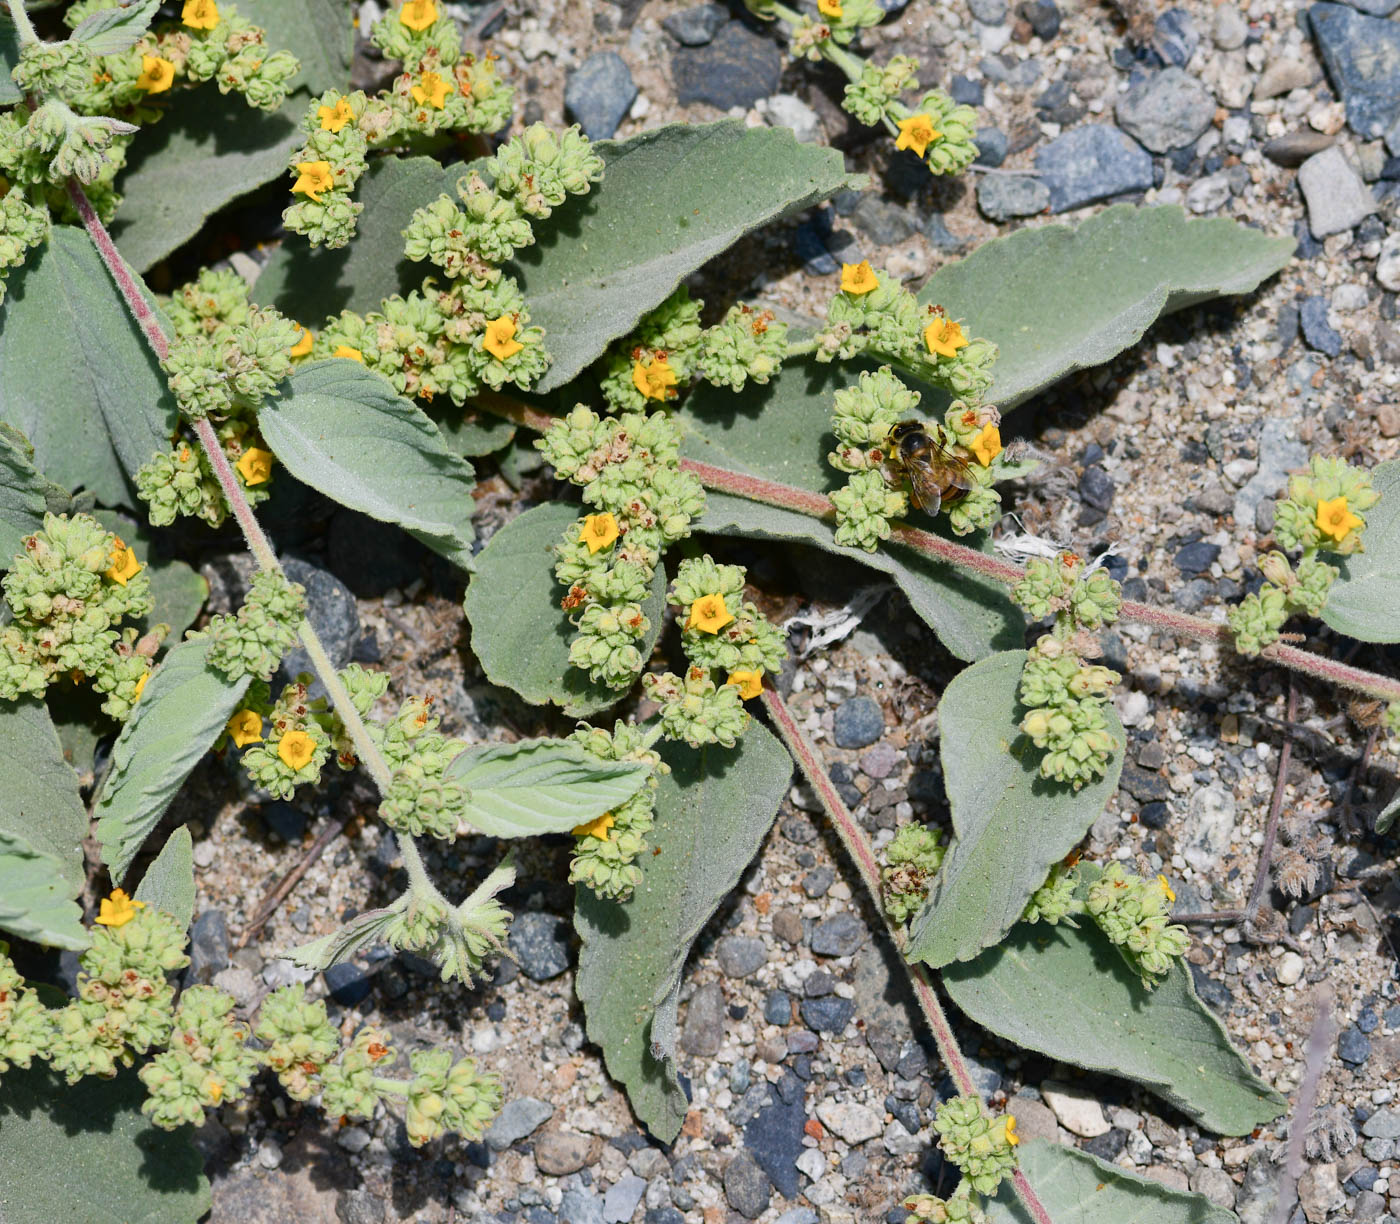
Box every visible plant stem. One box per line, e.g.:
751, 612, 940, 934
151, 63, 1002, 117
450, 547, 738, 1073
5, 0, 38, 46
69, 176, 447, 911
761, 685, 1056, 1224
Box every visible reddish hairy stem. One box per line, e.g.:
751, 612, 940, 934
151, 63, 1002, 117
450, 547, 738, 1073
761, 686, 1056, 1224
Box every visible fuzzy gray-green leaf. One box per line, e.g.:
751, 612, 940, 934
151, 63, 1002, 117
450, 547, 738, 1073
574, 726, 792, 1142
446, 739, 651, 839
259, 361, 477, 571
240, 0, 353, 96
133, 826, 196, 932
464, 501, 667, 716
0, 11, 20, 105
0, 1067, 210, 1224
0, 424, 52, 565
1321, 460, 1400, 642
291, 905, 400, 971
94, 635, 251, 884
906, 650, 1123, 969
69, 0, 160, 56
0, 835, 89, 951
0, 227, 177, 509
984, 1140, 1236, 1223
916, 204, 1293, 410
943, 923, 1286, 1135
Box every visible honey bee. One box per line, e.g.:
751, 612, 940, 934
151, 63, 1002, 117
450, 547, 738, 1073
884, 419, 975, 515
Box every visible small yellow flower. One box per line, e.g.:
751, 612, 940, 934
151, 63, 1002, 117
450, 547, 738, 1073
203, 1076, 224, 1104
277, 730, 316, 771
1156, 874, 1176, 904
483, 316, 523, 361
686, 594, 735, 635
817, 0, 843, 16
95, 888, 145, 928
924, 316, 969, 359
290, 327, 314, 357
840, 261, 878, 295
106, 539, 142, 586
968, 423, 1002, 467
399, 0, 438, 30
317, 97, 354, 133
181, 0, 220, 30
135, 55, 176, 94
236, 447, 274, 486
632, 356, 678, 401
333, 345, 365, 362
412, 70, 451, 109
132, 672, 149, 702
227, 709, 263, 748
580, 513, 620, 555
292, 160, 335, 203
895, 113, 941, 158
1004, 1114, 1019, 1147
1315, 495, 1363, 543
571, 812, 615, 841
726, 669, 764, 700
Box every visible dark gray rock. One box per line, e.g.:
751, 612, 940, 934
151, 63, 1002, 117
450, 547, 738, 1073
743, 1082, 806, 1198
802, 866, 835, 898
1310, 3, 1400, 140
717, 935, 768, 979
723, 1151, 772, 1219
507, 911, 572, 981
801, 995, 856, 1032
950, 74, 983, 106
324, 962, 372, 1006
680, 982, 726, 1056
1299, 295, 1342, 356
672, 22, 781, 111
973, 126, 1008, 167
851, 195, 916, 246
261, 801, 307, 843
1334, 0, 1400, 20
976, 174, 1050, 220
1079, 465, 1115, 511
833, 695, 884, 748
1190, 965, 1233, 1012
794, 222, 838, 275
969, 0, 1008, 22
764, 989, 792, 1026
558, 1187, 605, 1224
1262, 131, 1337, 167
279, 557, 359, 694
1115, 68, 1215, 152
1339, 1026, 1372, 1065
811, 912, 866, 957
185, 909, 230, 988
661, 2, 727, 44
1153, 8, 1200, 66
1174, 540, 1221, 573
565, 52, 637, 141
337, 1188, 386, 1224
803, 969, 836, 998
485, 1096, 554, 1151
1035, 125, 1154, 211
1298, 145, 1376, 236
643, 1211, 684, 1224
1019, 0, 1061, 39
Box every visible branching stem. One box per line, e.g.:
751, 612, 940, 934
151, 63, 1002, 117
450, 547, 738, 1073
5, 0, 38, 46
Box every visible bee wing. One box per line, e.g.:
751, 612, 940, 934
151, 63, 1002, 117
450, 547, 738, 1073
932, 442, 978, 492
906, 464, 945, 515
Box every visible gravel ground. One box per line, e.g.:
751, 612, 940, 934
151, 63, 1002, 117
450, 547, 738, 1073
156, 0, 1400, 1219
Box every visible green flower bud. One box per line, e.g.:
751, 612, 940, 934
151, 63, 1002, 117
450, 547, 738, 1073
207, 570, 307, 681
821, 0, 884, 44
1273, 455, 1380, 556
568, 720, 663, 902
164, 266, 252, 339
320, 1027, 395, 1120
903, 1186, 987, 1223
487, 123, 604, 220
255, 984, 340, 1101
914, 90, 981, 176
379, 758, 468, 840
1227, 585, 1288, 658
696, 304, 789, 392
404, 1048, 503, 1145
644, 669, 750, 748
371, 7, 461, 71
819, 269, 922, 364
933, 1095, 1019, 1195
140, 985, 259, 1130
882, 823, 945, 924
843, 55, 919, 126
1022, 863, 1082, 926
830, 365, 922, 471
0, 192, 50, 303
598, 286, 705, 412
1084, 863, 1190, 987
831, 469, 909, 551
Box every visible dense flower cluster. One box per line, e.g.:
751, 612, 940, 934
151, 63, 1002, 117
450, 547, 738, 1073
206, 570, 307, 682
374, 694, 471, 841
933, 1095, 1020, 1194
882, 822, 946, 924
902, 1187, 987, 1224
0, 513, 155, 718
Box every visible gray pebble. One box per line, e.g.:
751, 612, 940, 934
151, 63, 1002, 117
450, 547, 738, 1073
602, 1175, 645, 1223
660, 3, 726, 45
1115, 68, 1215, 153
564, 52, 638, 141
1019, 0, 1061, 39
1262, 131, 1336, 168
322, 962, 370, 1006
486, 1096, 555, 1151
833, 696, 884, 748
968, 0, 1008, 22
1339, 1025, 1372, 1065
184, 909, 230, 988
1310, 3, 1400, 140
1297, 145, 1377, 237
801, 995, 856, 1032
764, 989, 792, 1025
973, 126, 1008, 167
723, 1151, 772, 1219
1299, 295, 1343, 356
1152, 8, 1199, 67
851, 195, 916, 246
976, 174, 1051, 220
717, 935, 768, 979
811, 912, 867, 957
560, 1188, 605, 1224
1035, 125, 1153, 211
672, 22, 781, 111
508, 911, 572, 981
1212, 4, 1247, 49
802, 867, 835, 898
679, 982, 726, 1056
336, 1187, 385, 1224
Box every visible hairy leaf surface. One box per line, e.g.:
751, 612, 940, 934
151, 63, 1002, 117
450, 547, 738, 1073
906, 650, 1123, 968
0, 11, 19, 105
0, 227, 177, 508
260, 361, 477, 570
291, 906, 399, 971
985, 1140, 1236, 1223
0, 1067, 210, 1224
1322, 460, 1400, 642
464, 501, 666, 716
0, 836, 89, 951
70, 0, 160, 55
241, 0, 354, 96
133, 826, 196, 932
916, 205, 1293, 410
94, 636, 251, 884
943, 923, 1286, 1135
574, 727, 792, 1142
0, 425, 55, 564
446, 739, 652, 839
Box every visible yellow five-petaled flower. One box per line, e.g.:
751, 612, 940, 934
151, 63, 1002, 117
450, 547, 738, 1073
483, 316, 523, 361
317, 97, 355, 133
95, 888, 145, 928
227, 708, 263, 748
334, 345, 365, 362
182, 0, 220, 30
923, 315, 968, 359
412, 71, 451, 109
632, 356, 678, 401
687, 594, 735, 635
968, 423, 1002, 467
571, 811, 615, 841
292, 160, 335, 202
290, 326, 314, 357
580, 512, 620, 555
106, 538, 142, 586
895, 113, 941, 159
840, 260, 878, 296
236, 447, 274, 486
135, 55, 176, 94
1004, 1114, 1019, 1147
1156, 873, 1176, 904
726, 669, 763, 700
277, 730, 316, 771
1315, 495, 1363, 543
817, 0, 843, 17
399, 0, 438, 30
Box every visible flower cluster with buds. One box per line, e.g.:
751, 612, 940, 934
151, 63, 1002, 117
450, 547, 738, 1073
206, 570, 307, 682
228, 676, 342, 799
882, 822, 946, 924
0, 513, 157, 718
1229, 456, 1380, 657
933, 1095, 1020, 1194
1012, 552, 1124, 789
374, 694, 471, 841
902, 1186, 987, 1224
